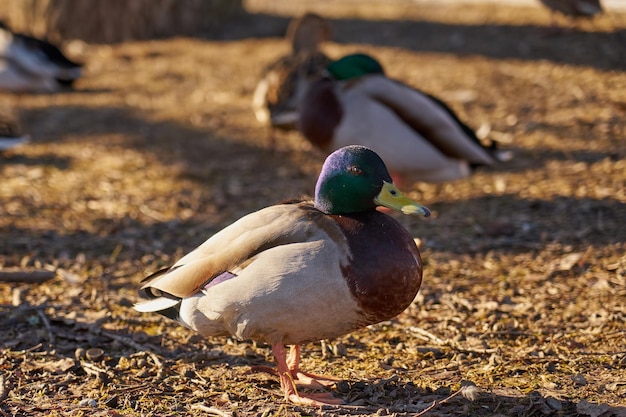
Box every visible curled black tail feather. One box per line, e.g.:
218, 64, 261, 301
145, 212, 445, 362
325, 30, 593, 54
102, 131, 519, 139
137, 266, 183, 321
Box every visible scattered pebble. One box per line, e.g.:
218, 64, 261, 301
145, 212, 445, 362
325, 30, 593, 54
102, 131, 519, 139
75, 348, 86, 361
104, 395, 119, 408
78, 398, 97, 407
132, 331, 149, 343
116, 356, 132, 370
571, 373, 588, 386
332, 342, 348, 357
335, 380, 350, 393
86, 348, 104, 361
546, 397, 562, 410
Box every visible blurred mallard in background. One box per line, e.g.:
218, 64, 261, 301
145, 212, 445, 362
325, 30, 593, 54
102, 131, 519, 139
539, 0, 603, 30
0, 21, 82, 93
252, 13, 331, 130
298, 53, 511, 184
539, 0, 603, 18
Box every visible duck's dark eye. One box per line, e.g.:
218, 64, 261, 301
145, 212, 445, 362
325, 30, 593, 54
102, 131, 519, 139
348, 166, 363, 175
390, 189, 398, 196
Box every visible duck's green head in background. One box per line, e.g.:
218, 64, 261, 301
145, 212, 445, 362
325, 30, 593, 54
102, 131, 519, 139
326, 53, 385, 81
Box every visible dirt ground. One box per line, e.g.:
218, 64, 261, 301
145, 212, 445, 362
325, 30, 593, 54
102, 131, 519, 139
1, 1, 625, 416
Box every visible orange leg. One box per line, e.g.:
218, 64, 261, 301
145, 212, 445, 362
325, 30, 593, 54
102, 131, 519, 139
286, 345, 342, 389
272, 344, 344, 406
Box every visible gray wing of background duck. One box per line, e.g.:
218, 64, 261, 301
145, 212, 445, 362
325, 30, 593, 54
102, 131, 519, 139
356, 75, 496, 165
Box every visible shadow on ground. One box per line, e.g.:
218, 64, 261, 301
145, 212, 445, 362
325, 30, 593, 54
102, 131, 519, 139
214, 12, 626, 71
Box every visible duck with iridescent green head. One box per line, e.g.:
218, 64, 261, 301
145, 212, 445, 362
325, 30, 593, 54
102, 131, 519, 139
135, 145, 430, 406
299, 53, 511, 185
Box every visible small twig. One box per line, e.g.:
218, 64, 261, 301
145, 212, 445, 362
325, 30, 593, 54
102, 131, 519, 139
190, 404, 233, 417
413, 385, 467, 417
36, 309, 55, 347
373, 375, 400, 386
0, 269, 56, 284
319, 404, 382, 414
139, 205, 170, 222
101, 331, 163, 368
147, 350, 164, 369
0, 304, 61, 311
408, 327, 447, 345
0, 373, 8, 404
455, 346, 499, 355
112, 383, 150, 393
11, 288, 23, 307
24, 343, 44, 353
80, 361, 109, 378
101, 331, 147, 352
318, 384, 479, 415
408, 326, 499, 354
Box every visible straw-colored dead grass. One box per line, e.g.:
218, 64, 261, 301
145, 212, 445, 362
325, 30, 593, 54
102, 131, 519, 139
1, 1, 625, 415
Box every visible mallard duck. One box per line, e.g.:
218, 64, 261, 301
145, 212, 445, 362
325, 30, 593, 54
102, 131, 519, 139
0, 21, 82, 93
252, 13, 331, 130
135, 145, 430, 406
0, 107, 29, 152
539, 0, 603, 18
298, 53, 511, 184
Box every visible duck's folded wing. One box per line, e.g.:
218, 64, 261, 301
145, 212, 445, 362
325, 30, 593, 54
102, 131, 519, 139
356, 75, 495, 165
140, 203, 326, 298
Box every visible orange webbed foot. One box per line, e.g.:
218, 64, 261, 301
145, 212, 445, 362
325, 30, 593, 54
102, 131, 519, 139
273, 344, 344, 406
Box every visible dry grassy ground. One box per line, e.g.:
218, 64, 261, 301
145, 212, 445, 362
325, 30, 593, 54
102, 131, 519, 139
1, 1, 625, 416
